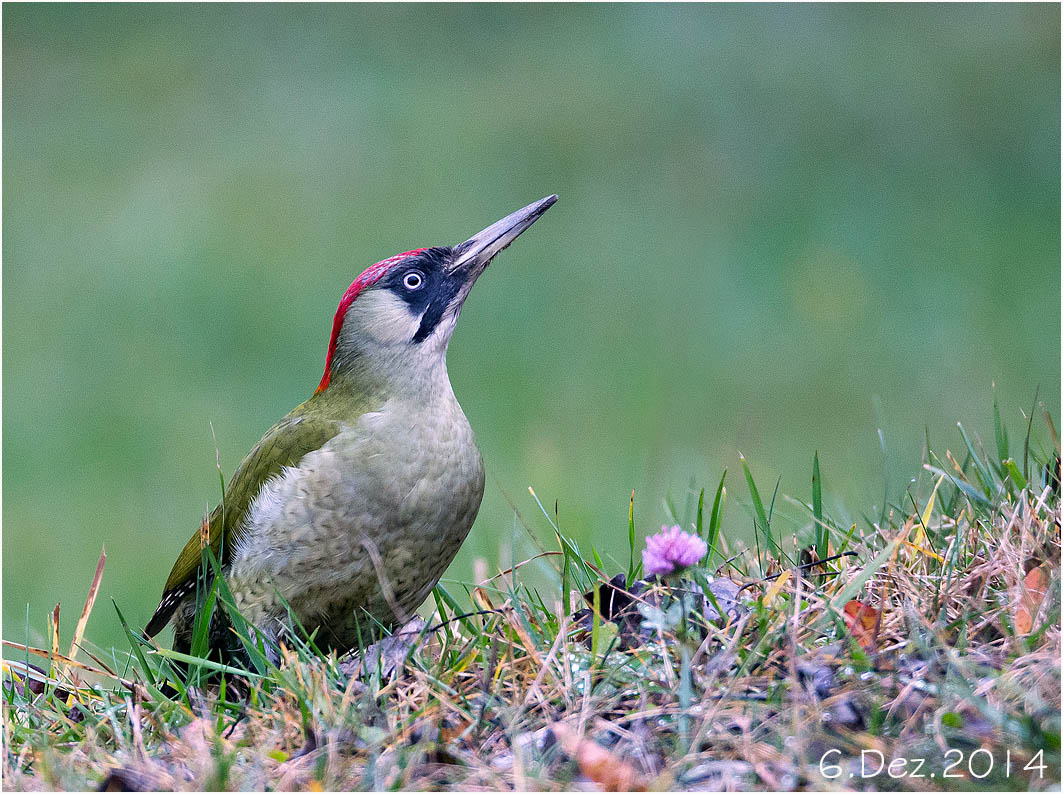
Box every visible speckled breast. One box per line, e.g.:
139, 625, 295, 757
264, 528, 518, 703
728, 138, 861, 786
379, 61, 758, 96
227, 394, 485, 651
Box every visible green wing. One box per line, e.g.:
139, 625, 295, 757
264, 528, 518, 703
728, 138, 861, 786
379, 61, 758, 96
144, 408, 341, 637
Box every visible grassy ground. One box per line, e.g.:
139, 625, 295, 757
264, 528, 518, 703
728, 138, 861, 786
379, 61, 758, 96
3, 412, 1060, 791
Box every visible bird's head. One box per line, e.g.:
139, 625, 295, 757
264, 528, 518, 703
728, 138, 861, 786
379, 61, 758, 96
316, 195, 557, 395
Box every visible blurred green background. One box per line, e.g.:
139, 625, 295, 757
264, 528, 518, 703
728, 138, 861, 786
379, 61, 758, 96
4, 4, 1059, 652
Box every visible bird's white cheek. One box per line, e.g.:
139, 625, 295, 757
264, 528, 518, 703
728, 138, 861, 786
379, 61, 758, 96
343, 291, 422, 346
432, 311, 460, 345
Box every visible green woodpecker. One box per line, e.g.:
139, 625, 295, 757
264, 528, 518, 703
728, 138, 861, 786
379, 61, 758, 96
145, 195, 557, 659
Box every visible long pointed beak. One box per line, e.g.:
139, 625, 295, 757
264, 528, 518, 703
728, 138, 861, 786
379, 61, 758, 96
450, 195, 558, 277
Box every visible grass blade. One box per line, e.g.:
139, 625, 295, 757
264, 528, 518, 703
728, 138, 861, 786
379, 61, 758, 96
740, 454, 783, 561
956, 422, 994, 497
627, 490, 636, 584
695, 487, 704, 538
830, 533, 903, 608
924, 465, 992, 507
877, 427, 888, 528
1003, 458, 1028, 491
706, 469, 726, 564
112, 601, 156, 689
993, 389, 1009, 463
813, 452, 827, 561
1024, 385, 1039, 481
149, 647, 263, 678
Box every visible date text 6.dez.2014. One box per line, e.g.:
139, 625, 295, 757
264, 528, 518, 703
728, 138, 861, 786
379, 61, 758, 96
819, 749, 1049, 781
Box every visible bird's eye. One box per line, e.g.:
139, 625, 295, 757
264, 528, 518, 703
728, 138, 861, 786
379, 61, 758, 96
403, 271, 424, 290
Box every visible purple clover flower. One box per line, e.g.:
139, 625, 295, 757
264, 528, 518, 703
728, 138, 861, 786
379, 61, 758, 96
642, 525, 707, 577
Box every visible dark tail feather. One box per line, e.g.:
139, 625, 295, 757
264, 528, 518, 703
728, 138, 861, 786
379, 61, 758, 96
143, 579, 197, 638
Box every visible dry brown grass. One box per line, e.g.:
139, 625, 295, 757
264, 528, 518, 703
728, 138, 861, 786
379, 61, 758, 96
4, 444, 1060, 791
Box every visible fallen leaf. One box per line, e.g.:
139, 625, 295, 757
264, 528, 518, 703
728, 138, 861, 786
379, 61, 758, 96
842, 600, 879, 650
549, 722, 647, 791
1013, 565, 1050, 635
